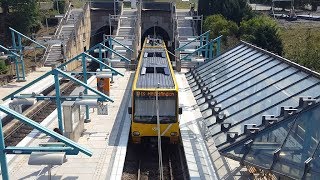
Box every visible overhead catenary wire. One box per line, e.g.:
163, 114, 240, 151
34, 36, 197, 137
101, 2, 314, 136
156, 82, 164, 180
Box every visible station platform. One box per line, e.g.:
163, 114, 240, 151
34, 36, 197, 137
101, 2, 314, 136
176, 72, 217, 180
176, 71, 251, 180
5, 68, 134, 180
0, 66, 52, 101
2, 68, 251, 180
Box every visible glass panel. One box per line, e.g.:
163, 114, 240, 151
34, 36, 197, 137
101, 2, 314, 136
223, 71, 307, 116
214, 83, 320, 146
208, 57, 273, 90
134, 93, 176, 124
212, 54, 269, 86
198, 48, 255, 80
309, 145, 320, 179
197, 44, 247, 73
273, 105, 320, 179
215, 65, 295, 105
223, 143, 247, 161
244, 120, 295, 169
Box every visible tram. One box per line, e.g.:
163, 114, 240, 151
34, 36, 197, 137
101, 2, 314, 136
128, 36, 182, 144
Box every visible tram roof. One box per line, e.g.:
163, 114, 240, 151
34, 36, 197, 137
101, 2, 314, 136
136, 47, 175, 89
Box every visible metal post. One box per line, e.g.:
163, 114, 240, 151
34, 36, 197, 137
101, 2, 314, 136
17, 35, 26, 81
82, 54, 90, 123
109, 15, 112, 36
99, 45, 103, 70
0, 117, 9, 180
107, 37, 115, 83
54, 71, 64, 133
199, 35, 203, 57
209, 41, 213, 60
11, 31, 20, 81
205, 33, 209, 59
48, 165, 52, 180
113, 0, 116, 15
46, 18, 49, 33
56, 0, 60, 14
156, 84, 163, 180
216, 37, 221, 57
200, 15, 203, 35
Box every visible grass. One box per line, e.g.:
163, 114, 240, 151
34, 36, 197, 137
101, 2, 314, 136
279, 23, 320, 72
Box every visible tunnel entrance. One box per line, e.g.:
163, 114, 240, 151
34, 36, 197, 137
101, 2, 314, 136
141, 26, 171, 48
90, 25, 114, 46
88, 25, 114, 71
141, 26, 174, 61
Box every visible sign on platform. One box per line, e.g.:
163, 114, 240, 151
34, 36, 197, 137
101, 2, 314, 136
97, 104, 108, 115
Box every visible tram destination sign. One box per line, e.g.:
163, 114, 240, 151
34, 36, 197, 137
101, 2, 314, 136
135, 91, 175, 97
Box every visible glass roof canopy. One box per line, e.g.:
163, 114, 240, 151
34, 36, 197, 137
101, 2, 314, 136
185, 41, 320, 179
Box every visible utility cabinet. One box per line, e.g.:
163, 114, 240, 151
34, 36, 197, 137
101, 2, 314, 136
62, 101, 84, 141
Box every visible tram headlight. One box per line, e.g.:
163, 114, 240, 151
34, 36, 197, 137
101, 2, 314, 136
170, 132, 178, 136
132, 131, 140, 136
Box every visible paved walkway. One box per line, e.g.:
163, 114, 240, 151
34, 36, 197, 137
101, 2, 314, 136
6, 68, 133, 180
0, 66, 52, 102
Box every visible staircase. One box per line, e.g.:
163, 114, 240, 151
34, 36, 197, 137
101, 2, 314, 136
111, 9, 137, 68
176, 10, 202, 68
44, 8, 83, 67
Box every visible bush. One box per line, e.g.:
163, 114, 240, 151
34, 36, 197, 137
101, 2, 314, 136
54, 0, 66, 14
0, 61, 8, 74
240, 16, 283, 55
198, 0, 253, 24
204, 15, 239, 44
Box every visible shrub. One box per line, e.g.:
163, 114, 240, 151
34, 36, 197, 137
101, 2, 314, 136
240, 15, 283, 55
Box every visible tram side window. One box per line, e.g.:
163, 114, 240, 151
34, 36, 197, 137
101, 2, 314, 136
134, 95, 176, 124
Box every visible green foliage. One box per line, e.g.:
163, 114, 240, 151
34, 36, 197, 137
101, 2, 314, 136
54, 0, 66, 14
0, 61, 8, 74
280, 26, 320, 72
240, 16, 283, 55
1, 0, 41, 35
203, 14, 239, 43
198, 0, 253, 24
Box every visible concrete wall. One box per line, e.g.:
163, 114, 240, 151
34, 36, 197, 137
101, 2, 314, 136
141, 10, 173, 41
91, 9, 114, 35
65, 3, 91, 71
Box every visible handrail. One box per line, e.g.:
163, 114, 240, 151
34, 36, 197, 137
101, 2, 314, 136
181, 41, 212, 61
40, 44, 50, 66
108, 37, 134, 52
65, 3, 90, 59
175, 30, 210, 51
181, 35, 222, 61
54, 2, 72, 38
9, 27, 46, 49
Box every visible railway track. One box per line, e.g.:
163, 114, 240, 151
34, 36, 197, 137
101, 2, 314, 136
3, 77, 83, 147
122, 142, 189, 180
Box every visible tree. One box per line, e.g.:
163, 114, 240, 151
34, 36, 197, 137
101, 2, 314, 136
240, 16, 283, 55
203, 15, 240, 49
198, 0, 253, 24
204, 14, 239, 42
0, 0, 41, 38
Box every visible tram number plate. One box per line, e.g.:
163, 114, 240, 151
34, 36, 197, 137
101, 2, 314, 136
97, 104, 108, 115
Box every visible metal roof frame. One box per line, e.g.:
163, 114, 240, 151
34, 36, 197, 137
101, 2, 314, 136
0, 105, 92, 180
186, 41, 320, 179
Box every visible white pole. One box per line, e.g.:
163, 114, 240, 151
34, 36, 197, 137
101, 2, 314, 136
156, 83, 164, 180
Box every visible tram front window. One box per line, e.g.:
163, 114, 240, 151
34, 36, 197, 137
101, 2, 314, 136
134, 95, 176, 124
